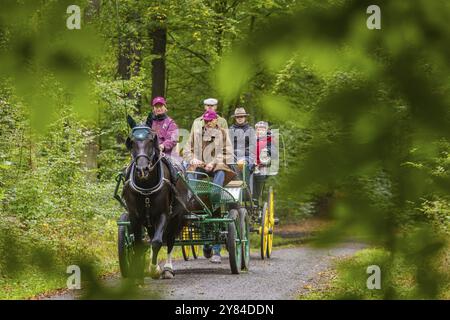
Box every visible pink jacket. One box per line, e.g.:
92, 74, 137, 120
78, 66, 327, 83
151, 116, 179, 156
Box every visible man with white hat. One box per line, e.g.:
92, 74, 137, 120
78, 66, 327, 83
190, 98, 228, 133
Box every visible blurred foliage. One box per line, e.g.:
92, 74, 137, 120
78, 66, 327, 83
0, 0, 449, 299
300, 245, 450, 300
216, 0, 450, 299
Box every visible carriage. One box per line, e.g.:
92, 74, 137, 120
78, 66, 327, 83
115, 161, 277, 275
114, 124, 281, 276
176, 127, 281, 263
114, 164, 252, 275
173, 156, 279, 264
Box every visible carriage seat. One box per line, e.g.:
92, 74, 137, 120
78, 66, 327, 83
225, 180, 244, 188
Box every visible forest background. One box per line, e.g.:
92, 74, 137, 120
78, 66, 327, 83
0, 0, 449, 299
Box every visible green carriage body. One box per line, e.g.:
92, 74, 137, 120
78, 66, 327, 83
175, 172, 240, 244
175, 171, 250, 273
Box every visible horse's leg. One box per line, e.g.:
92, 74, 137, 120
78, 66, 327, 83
149, 213, 167, 279
162, 237, 175, 279
162, 201, 186, 279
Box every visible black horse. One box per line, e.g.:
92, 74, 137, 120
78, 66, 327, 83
122, 119, 188, 280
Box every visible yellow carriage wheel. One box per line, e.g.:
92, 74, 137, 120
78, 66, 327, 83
181, 226, 191, 261
266, 186, 275, 258
260, 202, 269, 259
191, 245, 200, 259
181, 245, 191, 261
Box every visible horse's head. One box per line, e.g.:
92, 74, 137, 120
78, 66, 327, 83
126, 123, 158, 180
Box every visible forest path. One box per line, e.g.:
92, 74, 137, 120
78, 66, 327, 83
46, 242, 365, 300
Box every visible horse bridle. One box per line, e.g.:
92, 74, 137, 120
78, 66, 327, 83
133, 152, 162, 173
126, 136, 189, 212
128, 148, 167, 196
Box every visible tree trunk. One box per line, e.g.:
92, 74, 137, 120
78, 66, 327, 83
150, 27, 167, 99
84, 138, 99, 181
249, 15, 256, 33
118, 40, 132, 80
214, 0, 227, 57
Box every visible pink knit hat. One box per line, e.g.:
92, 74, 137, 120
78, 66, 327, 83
202, 109, 218, 121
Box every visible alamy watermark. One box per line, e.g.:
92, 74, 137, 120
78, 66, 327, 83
367, 5, 381, 30
66, 265, 81, 290
66, 5, 81, 30
366, 265, 381, 289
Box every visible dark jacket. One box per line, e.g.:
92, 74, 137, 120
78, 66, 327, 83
229, 123, 256, 165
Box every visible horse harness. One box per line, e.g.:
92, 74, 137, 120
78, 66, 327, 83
125, 153, 190, 213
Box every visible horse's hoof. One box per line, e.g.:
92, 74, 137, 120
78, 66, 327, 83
162, 268, 174, 279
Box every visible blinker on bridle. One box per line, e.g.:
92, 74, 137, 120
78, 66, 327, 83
130, 126, 165, 174
131, 126, 154, 141
131, 126, 157, 171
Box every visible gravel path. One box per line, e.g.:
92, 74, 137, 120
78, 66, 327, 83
46, 242, 365, 300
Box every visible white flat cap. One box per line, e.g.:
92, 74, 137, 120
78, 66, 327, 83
203, 98, 218, 105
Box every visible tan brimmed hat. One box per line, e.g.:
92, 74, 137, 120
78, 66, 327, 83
231, 107, 250, 117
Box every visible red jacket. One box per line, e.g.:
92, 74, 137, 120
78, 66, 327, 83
256, 134, 272, 166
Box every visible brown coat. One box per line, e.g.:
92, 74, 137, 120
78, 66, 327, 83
183, 125, 236, 185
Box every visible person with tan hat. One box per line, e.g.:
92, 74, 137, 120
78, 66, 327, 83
230, 107, 256, 166
229, 107, 256, 193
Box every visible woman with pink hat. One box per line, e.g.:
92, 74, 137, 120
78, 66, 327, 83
183, 109, 235, 185
145, 96, 179, 157
182, 109, 236, 263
